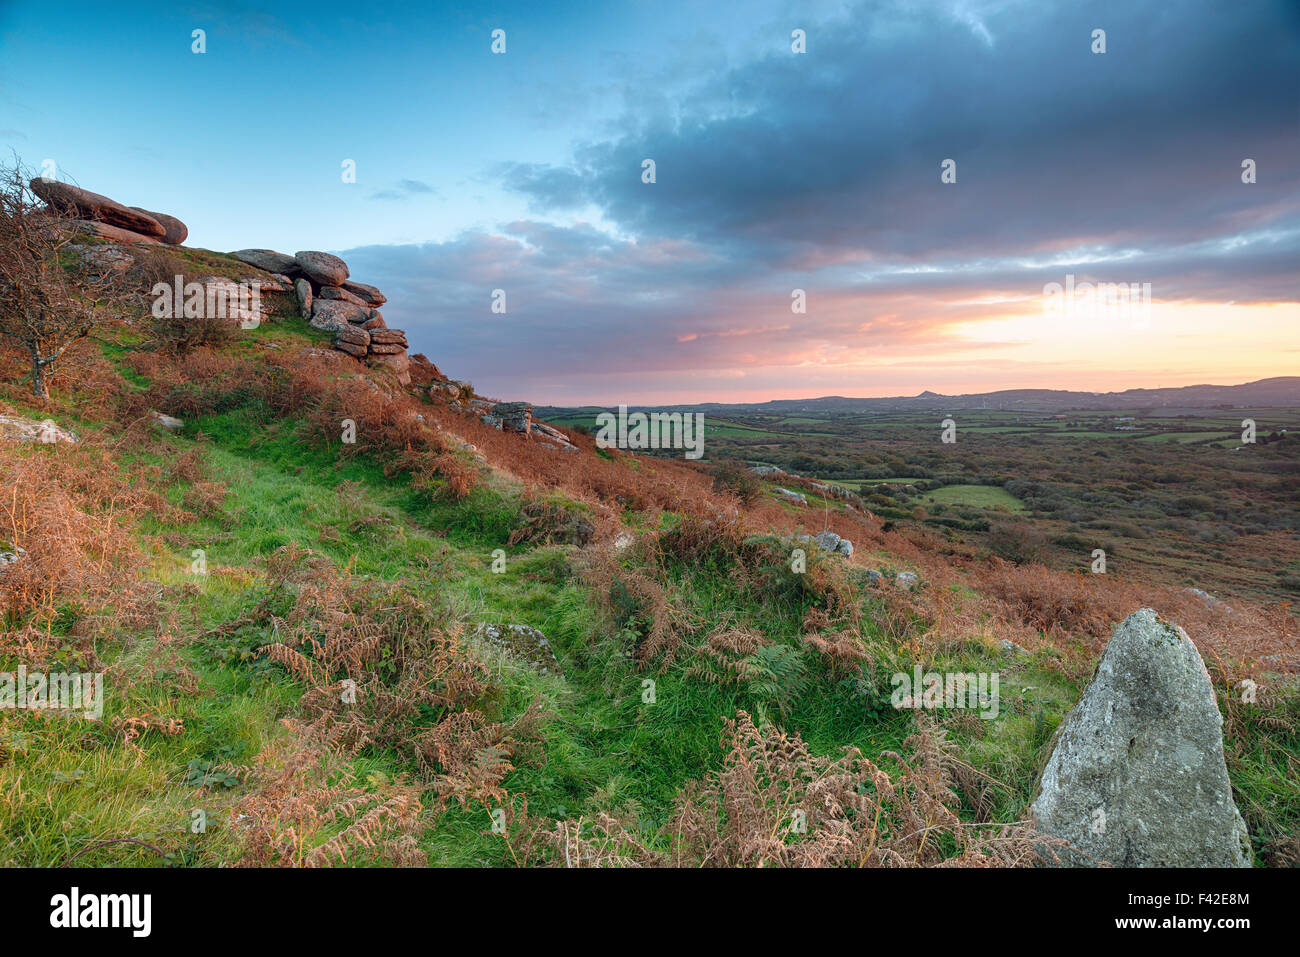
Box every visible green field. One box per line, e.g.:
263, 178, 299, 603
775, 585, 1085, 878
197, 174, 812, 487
920, 485, 1026, 511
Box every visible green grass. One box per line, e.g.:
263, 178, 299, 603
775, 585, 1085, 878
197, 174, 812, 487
921, 485, 1026, 511
0, 409, 1073, 864
5, 326, 1295, 867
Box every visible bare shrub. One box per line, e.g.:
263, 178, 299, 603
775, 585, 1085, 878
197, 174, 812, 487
512, 711, 1049, 867
0, 158, 133, 397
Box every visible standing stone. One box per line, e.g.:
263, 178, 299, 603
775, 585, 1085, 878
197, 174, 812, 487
294, 250, 349, 286
1031, 608, 1252, 867
295, 278, 313, 319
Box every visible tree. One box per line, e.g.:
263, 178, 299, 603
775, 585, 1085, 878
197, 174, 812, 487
0, 158, 130, 398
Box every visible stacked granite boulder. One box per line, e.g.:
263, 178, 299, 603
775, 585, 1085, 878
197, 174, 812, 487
30, 179, 189, 245
28, 179, 417, 384
230, 248, 411, 386
476, 399, 578, 453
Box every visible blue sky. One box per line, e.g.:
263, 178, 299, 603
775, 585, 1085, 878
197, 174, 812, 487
2, 0, 1297, 404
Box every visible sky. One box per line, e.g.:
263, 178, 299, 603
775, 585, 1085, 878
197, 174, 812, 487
1, 0, 1297, 405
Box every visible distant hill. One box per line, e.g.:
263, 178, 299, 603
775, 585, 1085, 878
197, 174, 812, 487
539, 377, 1300, 417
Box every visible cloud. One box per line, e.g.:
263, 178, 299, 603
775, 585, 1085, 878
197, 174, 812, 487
349, 0, 1300, 403
369, 178, 438, 201
503, 0, 1300, 267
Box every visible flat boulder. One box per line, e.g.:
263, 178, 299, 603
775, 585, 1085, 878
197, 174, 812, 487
0, 415, 78, 444
469, 623, 561, 675
333, 323, 370, 357
30, 179, 165, 238
151, 411, 184, 432
318, 285, 368, 307
294, 250, 349, 286
67, 219, 160, 245
340, 279, 386, 306
367, 328, 408, 355
128, 206, 188, 245
368, 328, 408, 347
232, 249, 299, 275
309, 299, 369, 331
776, 487, 807, 506
531, 421, 579, 453
1031, 608, 1252, 867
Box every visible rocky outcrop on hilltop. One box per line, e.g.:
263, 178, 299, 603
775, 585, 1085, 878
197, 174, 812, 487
462, 397, 574, 455
32, 178, 576, 448
748, 464, 866, 511
31, 179, 185, 245
795, 530, 854, 557
229, 245, 414, 385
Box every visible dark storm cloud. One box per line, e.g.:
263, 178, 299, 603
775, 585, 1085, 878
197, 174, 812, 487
503, 0, 1300, 265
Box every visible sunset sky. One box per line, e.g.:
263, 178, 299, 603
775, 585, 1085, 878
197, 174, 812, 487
1, 0, 1296, 404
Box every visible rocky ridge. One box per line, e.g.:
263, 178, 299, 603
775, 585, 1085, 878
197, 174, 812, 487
28, 178, 579, 452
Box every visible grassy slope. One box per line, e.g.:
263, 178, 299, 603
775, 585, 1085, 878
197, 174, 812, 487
2, 311, 1294, 867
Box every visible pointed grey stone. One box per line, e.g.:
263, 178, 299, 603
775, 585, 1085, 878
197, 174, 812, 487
1032, 608, 1251, 867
